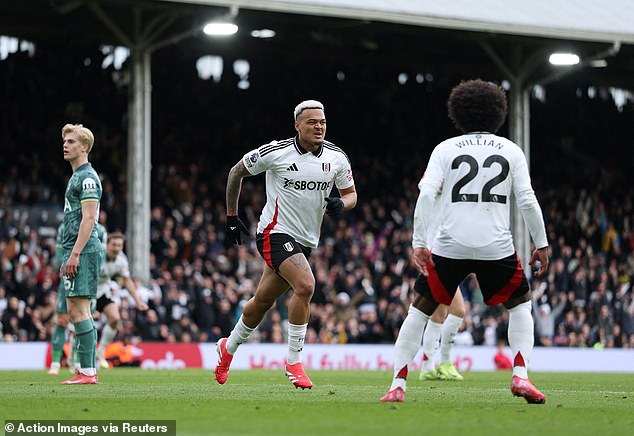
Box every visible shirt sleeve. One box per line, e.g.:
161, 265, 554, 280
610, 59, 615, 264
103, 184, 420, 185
412, 146, 444, 248
242, 141, 277, 175
79, 175, 101, 203
334, 154, 354, 190
512, 149, 549, 249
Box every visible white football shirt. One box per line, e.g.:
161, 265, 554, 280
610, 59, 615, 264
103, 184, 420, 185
243, 136, 354, 248
413, 132, 548, 260
97, 251, 131, 298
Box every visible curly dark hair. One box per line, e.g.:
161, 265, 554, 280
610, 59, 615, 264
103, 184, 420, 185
447, 79, 508, 133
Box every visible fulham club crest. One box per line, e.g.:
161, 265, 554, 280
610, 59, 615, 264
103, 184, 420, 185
322, 162, 331, 173
283, 242, 294, 252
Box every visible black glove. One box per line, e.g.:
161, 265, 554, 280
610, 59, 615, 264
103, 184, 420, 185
226, 216, 249, 245
324, 197, 345, 217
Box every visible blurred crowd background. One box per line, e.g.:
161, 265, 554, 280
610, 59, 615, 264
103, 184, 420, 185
1, 44, 633, 350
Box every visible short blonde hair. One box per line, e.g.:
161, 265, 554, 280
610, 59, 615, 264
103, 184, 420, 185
62, 124, 95, 153
293, 100, 324, 120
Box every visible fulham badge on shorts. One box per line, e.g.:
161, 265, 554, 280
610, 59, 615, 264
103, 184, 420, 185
283, 242, 294, 252
322, 163, 331, 173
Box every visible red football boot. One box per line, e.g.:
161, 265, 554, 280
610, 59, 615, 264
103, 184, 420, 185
214, 338, 233, 385
379, 387, 405, 403
285, 362, 313, 389
511, 375, 546, 404
61, 372, 98, 385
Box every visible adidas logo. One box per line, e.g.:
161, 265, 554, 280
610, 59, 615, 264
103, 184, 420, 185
286, 163, 299, 171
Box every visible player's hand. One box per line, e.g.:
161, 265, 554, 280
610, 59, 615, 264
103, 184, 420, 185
529, 246, 549, 277
324, 197, 345, 216
412, 247, 433, 276
225, 216, 249, 245
65, 252, 80, 278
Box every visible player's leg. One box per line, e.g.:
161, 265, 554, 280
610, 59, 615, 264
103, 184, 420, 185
381, 255, 467, 402
419, 304, 447, 380
479, 254, 545, 403
277, 252, 315, 389
214, 265, 288, 384
381, 293, 434, 402
230, 266, 289, 351
437, 289, 465, 381
66, 325, 78, 373
49, 280, 69, 374
61, 251, 100, 385
49, 309, 69, 375
67, 298, 94, 373
63, 296, 98, 384
96, 302, 120, 369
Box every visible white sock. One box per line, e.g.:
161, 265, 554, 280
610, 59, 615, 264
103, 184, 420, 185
508, 301, 533, 379
390, 304, 430, 391
97, 324, 117, 355
226, 316, 255, 355
80, 368, 96, 376
50, 362, 60, 370
421, 320, 442, 372
287, 322, 308, 365
440, 314, 463, 364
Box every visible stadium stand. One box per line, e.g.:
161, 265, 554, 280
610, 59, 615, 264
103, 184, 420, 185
0, 43, 632, 350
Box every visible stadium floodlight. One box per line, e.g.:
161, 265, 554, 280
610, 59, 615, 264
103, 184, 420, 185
590, 59, 608, 68
250, 29, 276, 39
203, 5, 239, 37
203, 22, 238, 36
549, 53, 580, 66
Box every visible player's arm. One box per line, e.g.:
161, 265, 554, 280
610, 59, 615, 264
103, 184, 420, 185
412, 190, 435, 276
512, 153, 549, 276
123, 276, 148, 311
337, 185, 357, 211
226, 160, 252, 215
65, 200, 98, 277
225, 159, 253, 245
325, 159, 357, 216
412, 149, 444, 275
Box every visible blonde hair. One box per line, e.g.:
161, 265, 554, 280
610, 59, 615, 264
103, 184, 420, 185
293, 100, 324, 120
62, 124, 95, 153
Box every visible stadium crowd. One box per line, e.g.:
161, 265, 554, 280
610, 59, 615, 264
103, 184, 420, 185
1, 45, 633, 350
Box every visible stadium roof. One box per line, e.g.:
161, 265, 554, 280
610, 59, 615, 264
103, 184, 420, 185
169, 0, 634, 44
1, 0, 633, 89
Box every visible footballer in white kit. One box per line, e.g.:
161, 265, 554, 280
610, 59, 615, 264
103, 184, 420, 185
97, 248, 130, 307
244, 136, 353, 262
216, 99, 357, 390
95, 232, 148, 368
381, 79, 549, 405
413, 131, 548, 305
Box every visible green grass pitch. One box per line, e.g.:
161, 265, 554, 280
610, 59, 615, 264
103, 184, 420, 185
1, 369, 633, 435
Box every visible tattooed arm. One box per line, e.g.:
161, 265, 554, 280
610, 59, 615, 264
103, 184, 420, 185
226, 160, 253, 216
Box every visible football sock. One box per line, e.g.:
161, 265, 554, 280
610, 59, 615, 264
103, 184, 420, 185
226, 316, 255, 355
74, 318, 97, 375
97, 324, 117, 356
390, 304, 430, 391
421, 320, 442, 372
440, 314, 463, 364
508, 301, 533, 379
51, 325, 67, 363
68, 332, 77, 366
287, 322, 308, 365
